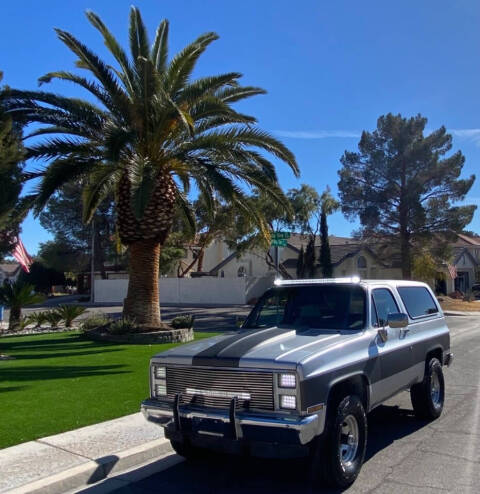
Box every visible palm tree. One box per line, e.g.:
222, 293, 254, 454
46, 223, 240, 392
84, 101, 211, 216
3, 7, 299, 327
0, 281, 44, 331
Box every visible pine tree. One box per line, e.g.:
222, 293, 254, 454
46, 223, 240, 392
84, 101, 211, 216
296, 245, 305, 278
318, 187, 338, 278
0, 71, 24, 258
304, 236, 316, 278
339, 113, 475, 279
319, 211, 332, 277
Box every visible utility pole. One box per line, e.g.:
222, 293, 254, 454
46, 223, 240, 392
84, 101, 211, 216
90, 220, 95, 304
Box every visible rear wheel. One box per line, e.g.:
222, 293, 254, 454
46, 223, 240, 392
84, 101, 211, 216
411, 357, 444, 420
312, 394, 367, 489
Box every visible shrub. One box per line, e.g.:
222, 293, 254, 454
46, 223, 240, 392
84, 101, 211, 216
80, 313, 109, 331
108, 317, 137, 335
55, 305, 87, 328
171, 315, 194, 329
463, 292, 475, 302
43, 310, 63, 328
27, 312, 50, 328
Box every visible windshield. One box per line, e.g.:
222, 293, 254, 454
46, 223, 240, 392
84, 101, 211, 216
244, 284, 366, 330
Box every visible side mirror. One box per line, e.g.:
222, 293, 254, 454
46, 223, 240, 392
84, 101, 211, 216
235, 315, 246, 328
387, 312, 408, 329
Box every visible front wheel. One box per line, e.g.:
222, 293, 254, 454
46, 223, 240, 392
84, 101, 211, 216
170, 439, 204, 460
411, 357, 445, 420
312, 394, 367, 489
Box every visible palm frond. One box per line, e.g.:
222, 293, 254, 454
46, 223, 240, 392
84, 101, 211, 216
163, 32, 219, 96
82, 165, 119, 222
85, 11, 136, 96
129, 7, 150, 66
34, 157, 100, 213
151, 19, 169, 73
54, 28, 131, 118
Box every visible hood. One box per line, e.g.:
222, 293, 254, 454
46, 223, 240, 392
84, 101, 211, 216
152, 326, 362, 370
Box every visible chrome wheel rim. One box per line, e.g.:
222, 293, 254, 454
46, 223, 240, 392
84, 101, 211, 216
339, 414, 359, 468
431, 371, 441, 406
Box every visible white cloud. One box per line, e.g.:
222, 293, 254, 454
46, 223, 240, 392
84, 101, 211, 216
273, 130, 361, 139
449, 129, 480, 146
274, 128, 480, 146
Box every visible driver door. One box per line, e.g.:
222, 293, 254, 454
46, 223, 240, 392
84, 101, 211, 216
371, 287, 413, 404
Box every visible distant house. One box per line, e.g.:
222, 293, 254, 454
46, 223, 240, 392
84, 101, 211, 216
159, 232, 480, 295
0, 263, 21, 284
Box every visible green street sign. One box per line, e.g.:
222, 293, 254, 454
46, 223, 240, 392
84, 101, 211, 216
271, 239, 287, 247
272, 231, 291, 240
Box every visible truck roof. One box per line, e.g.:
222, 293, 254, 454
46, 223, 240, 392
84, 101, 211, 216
273, 277, 431, 289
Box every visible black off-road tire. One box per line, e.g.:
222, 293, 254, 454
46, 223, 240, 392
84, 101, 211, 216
411, 357, 444, 420
312, 394, 367, 489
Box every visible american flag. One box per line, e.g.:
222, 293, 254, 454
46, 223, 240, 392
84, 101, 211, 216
12, 236, 33, 273
447, 264, 457, 280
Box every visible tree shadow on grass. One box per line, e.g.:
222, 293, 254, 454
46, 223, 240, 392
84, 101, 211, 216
9, 348, 123, 360
0, 386, 28, 393
0, 335, 120, 353
0, 364, 129, 382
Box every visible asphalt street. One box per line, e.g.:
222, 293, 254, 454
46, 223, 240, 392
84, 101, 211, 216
76, 315, 480, 494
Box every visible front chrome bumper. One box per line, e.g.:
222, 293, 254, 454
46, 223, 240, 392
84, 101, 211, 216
141, 398, 325, 446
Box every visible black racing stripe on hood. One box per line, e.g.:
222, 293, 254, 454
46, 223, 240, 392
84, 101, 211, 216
192, 327, 293, 367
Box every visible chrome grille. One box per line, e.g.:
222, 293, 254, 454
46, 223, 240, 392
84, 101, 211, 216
166, 366, 274, 410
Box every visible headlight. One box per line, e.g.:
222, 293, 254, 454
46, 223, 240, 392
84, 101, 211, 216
155, 383, 167, 396
153, 366, 167, 396
280, 395, 297, 410
279, 373, 296, 388
155, 366, 166, 379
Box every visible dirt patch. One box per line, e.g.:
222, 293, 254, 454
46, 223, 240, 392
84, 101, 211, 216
438, 296, 480, 312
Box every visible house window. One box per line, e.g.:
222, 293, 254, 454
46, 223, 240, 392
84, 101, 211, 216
220, 270, 225, 278
237, 266, 246, 277
357, 256, 368, 278
357, 256, 367, 269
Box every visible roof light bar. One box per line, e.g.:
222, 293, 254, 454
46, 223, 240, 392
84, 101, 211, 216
274, 276, 361, 286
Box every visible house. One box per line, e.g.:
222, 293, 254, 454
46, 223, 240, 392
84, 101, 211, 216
0, 263, 21, 284
176, 234, 402, 281
438, 233, 480, 294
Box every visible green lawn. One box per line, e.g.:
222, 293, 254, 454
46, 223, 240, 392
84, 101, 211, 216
0, 331, 217, 449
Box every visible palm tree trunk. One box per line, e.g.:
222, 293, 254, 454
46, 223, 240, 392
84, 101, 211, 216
123, 240, 161, 327
9, 306, 21, 331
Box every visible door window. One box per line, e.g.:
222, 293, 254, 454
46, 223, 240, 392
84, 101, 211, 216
372, 288, 399, 327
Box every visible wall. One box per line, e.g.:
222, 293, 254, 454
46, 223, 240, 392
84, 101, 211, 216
94, 276, 275, 305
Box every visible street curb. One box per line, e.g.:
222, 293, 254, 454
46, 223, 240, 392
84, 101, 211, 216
7, 438, 172, 494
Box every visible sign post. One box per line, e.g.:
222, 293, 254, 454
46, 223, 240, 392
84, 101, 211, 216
271, 232, 290, 276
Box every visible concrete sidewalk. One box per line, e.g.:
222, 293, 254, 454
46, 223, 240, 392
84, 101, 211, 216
0, 413, 172, 494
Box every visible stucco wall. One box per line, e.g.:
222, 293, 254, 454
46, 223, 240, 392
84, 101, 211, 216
94, 276, 275, 305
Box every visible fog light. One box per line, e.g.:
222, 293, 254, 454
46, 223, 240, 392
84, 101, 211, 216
280, 395, 296, 409
155, 366, 166, 379
155, 383, 166, 396
279, 373, 296, 388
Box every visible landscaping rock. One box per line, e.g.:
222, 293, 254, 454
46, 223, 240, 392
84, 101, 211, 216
83, 326, 194, 344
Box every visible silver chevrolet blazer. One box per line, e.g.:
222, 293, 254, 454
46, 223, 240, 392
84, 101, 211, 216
142, 278, 453, 488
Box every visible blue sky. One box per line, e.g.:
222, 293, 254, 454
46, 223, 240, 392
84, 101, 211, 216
3, 0, 480, 254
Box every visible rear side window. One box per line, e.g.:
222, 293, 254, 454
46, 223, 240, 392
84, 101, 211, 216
397, 286, 438, 318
